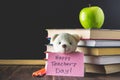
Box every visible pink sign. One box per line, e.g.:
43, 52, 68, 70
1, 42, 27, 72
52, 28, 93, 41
46, 52, 84, 77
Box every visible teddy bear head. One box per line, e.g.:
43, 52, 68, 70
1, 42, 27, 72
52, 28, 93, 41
51, 33, 80, 53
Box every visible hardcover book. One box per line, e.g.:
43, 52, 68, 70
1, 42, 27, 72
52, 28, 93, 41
46, 45, 120, 56
48, 39, 120, 47
46, 29, 120, 40
84, 55, 120, 65
78, 40, 120, 47
85, 64, 120, 74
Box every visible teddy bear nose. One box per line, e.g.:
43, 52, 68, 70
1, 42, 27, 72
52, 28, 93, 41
62, 44, 67, 48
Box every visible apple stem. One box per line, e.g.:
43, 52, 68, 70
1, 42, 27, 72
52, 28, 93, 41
89, 4, 91, 7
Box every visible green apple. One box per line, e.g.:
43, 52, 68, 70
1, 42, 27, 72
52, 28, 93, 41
79, 6, 104, 29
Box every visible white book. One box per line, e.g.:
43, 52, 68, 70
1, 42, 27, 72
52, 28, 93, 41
85, 55, 120, 65
48, 38, 120, 47
78, 40, 120, 47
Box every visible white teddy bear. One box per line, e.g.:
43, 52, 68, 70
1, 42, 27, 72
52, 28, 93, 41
51, 33, 80, 53
32, 33, 80, 77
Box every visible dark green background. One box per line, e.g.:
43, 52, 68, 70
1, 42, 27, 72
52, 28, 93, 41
0, 0, 120, 59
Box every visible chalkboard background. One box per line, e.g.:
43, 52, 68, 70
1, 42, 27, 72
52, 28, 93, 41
0, 0, 120, 59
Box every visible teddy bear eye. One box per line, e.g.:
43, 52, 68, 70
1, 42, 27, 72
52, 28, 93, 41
69, 42, 72, 45
58, 42, 61, 44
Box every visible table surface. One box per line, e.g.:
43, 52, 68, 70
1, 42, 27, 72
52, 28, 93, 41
0, 65, 120, 80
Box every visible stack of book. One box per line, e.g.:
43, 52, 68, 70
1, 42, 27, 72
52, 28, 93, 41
46, 29, 120, 74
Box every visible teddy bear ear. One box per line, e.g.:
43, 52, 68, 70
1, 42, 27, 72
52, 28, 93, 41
51, 34, 59, 42
72, 34, 81, 42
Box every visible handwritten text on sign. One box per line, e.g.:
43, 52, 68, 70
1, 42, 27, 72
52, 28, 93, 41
46, 52, 84, 77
